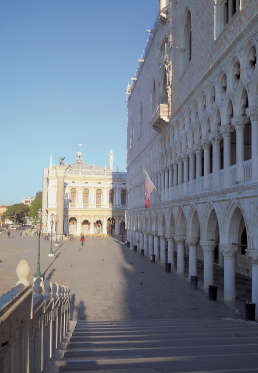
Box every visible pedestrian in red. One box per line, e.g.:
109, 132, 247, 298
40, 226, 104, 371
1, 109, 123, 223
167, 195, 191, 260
80, 234, 85, 247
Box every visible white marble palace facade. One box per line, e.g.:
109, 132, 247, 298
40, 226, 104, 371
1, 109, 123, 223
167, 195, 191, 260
42, 150, 127, 236
126, 0, 258, 312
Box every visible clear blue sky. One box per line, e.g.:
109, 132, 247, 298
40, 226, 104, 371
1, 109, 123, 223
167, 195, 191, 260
0, 0, 158, 205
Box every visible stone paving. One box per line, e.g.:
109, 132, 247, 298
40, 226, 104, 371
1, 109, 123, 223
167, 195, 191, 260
0, 230, 250, 321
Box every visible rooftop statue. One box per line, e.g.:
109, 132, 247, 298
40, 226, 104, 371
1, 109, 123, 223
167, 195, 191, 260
58, 157, 65, 166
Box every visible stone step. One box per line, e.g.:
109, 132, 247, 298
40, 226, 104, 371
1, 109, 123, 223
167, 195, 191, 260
58, 319, 258, 372
59, 351, 258, 372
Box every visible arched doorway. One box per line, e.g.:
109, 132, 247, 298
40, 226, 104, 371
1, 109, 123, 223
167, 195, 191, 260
81, 219, 90, 234
107, 217, 115, 236
94, 220, 103, 234
69, 217, 77, 234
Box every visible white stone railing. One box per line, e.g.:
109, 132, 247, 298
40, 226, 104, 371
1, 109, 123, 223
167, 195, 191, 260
0, 260, 70, 373
229, 165, 237, 185
218, 170, 224, 189
208, 174, 213, 191
200, 177, 204, 193
243, 160, 252, 182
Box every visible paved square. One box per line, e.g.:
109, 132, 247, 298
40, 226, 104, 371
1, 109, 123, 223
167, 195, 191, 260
0, 231, 245, 321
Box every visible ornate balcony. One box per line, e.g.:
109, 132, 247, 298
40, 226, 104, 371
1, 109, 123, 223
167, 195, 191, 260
152, 104, 169, 133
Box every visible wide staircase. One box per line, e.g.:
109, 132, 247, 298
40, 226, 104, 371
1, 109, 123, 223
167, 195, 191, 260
58, 318, 258, 372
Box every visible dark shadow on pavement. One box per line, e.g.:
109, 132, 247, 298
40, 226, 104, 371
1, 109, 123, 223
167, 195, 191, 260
42, 253, 61, 277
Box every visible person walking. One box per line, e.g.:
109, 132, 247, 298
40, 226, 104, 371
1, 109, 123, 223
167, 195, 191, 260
80, 234, 85, 247
7, 231, 10, 238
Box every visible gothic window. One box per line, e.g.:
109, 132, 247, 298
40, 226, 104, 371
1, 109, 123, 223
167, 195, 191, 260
211, 86, 216, 110
215, 0, 240, 39
121, 189, 127, 205
96, 189, 102, 206
70, 188, 76, 205
152, 81, 156, 115
241, 227, 247, 255
139, 104, 143, 137
83, 188, 89, 205
182, 11, 192, 72
233, 61, 240, 91
109, 189, 114, 205
247, 46, 257, 80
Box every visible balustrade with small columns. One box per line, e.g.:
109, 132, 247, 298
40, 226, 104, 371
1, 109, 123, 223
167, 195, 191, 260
0, 260, 70, 373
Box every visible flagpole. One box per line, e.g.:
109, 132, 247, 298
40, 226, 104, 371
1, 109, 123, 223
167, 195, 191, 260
142, 168, 161, 201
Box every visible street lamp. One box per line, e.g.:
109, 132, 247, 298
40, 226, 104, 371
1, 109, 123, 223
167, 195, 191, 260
48, 214, 54, 257
35, 209, 42, 278
55, 215, 59, 245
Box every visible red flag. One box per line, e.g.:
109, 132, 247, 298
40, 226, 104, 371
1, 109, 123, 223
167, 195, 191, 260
145, 173, 155, 208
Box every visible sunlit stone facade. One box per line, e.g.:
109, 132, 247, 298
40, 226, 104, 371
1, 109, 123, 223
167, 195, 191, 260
42, 150, 127, 236
126, 0, 258, 314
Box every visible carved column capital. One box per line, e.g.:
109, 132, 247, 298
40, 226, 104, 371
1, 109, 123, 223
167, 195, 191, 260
231, 115, 249, 129
202, 139, 211, 149
246, 107, 258, 122
174, 235, 185, 243
200, 240, 215, 251
219, 125, 234, 137
246, 249, 258, 264
194, 145, 202, 154
166, 234, 174, 240
187, 238, 199, 246
208, 131, 222, 143
220, 244, 238, 257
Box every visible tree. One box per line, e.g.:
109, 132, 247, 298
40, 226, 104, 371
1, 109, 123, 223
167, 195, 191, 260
29, 192, 42, 218
1, 204, 30, 224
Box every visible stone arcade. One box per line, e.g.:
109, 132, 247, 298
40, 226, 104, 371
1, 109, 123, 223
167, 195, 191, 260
126, 0, 258, 318
42, 149, 127, 237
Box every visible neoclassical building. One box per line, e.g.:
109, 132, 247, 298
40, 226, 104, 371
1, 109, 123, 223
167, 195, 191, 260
126, 0, 258, 316
42, 149, 127, 236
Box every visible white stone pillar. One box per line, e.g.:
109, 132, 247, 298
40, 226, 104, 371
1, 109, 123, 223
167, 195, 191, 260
167, 236, 174, 267
220, 245, 238, 301
201, 241, 215, 289
212, 133, 222, 190
219, 125, 233, 188
173, 163, 178, 186
165, 169, 168, 200
189, 152, 195, 194
183, 155, 189, 195
115, 218, 119, 235
154, 235, 159, 258
103, 216, 107, 234
231, 116, 249, 182
136, 231, 140, 249
188, 239, 198, 278
139, 232, 144, 251
203, 141, 211, 190
247, 251, 258, 320
246, 107, 258, 181
175, 237, 185, 273
169, 165, 173, 200
144, 233, 148, 253
149, 234, 154, 255
195, 147, 202, 193
178, 159, 183, 197
158, 173, 161, 193
55, 165, 68, 239
160, 236, 166, 263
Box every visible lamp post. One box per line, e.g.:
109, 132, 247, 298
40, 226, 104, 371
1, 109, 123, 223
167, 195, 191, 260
35, 209, 42, 278
48, 213, 54, 257
55, 215, 59, 245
